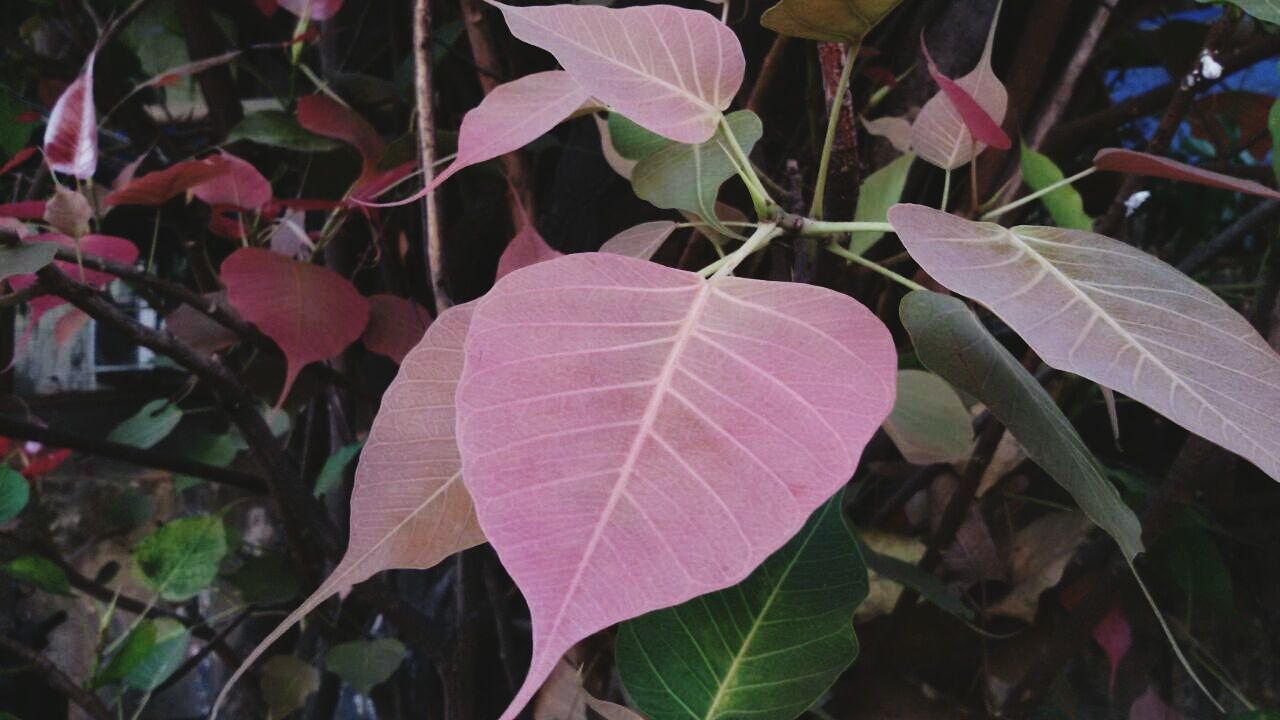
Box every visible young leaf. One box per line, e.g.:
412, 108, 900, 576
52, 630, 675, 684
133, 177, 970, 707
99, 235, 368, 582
213, 303, 484, 719
93, 622, 158, 688
608, 113, 669, 162
909, 3, 1008, 170
0, 467, 30, 523
1200, 0, 1280, 25
1093, 148, 1280, 201
221, 247, 370, 407
883, 369, 973, 465
132, 515, 227, 601
362, 294, 430, 364
43, 52, 97, 179
228, 553, 302, 605
324, 638, 406, 694
191, 152, 273, 211
761, 0, 903, 45
1020, 142, 1092, 231
632, 111, 763, 228
489, 2, 744, 143
104, 156, 233, 207
164, 291, 242, 355
862, 116, 914, 155
898, 288, 1142, 561
616, 494, 868, 720
455, 253, 896, 720
260, 655, 319, 718
600, 221, 678, 261
849, 153, 914, 255
919, 37, 1010, 152
7, 234, 139, 337
496, 218, 562, 282
890, 205, 1280, 487
0, 556, 72, 595
595, 116, 639, 179
0, 243, 57, 283
107, 399, 184, 449
43, 187, 92, 239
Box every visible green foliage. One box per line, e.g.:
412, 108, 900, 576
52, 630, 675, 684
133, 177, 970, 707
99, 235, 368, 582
1019, 142, 1092, 231
227, 553, 302, 605
108, 399, 184, 449
175, 433, 239, 491
606, 113, 668, 161
1155, 524, 1235, 615
93, 622, 158, 688
228, 111, 344, 153
1, 555, 71, 595
131, 514, 227, 601
122, 619, 190, 691
260, 655, 319, 718
0, 92, 31, 157
849, 153, 914, 255
313, 440, 364, 497
1270, 97, 1280, 184
761, 0, 903, 45
0, 466, 29, 523
858, 539, 974, 620
324, 638, 406, 694
1200, 0, 1280, 25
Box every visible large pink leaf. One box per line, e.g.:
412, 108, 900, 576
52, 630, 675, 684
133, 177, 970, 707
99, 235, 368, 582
362, 294, 431, 364
888, 203, 1280, 481
278, 0, 343, 20
909, 5, 1007, 170
920, 37, 1009, 152
191, 152, 273, 211
490, 2, 744, 143
105, 157, 232, 207
43, 52, 97, 179
221, 248, 370, 406
599, 221, 678, 261
1094, 148, 1280, 201
211, 303, 483, 719
455, 253, 897, 719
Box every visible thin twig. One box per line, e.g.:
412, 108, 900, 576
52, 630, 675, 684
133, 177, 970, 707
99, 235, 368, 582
415, 0, 451, 313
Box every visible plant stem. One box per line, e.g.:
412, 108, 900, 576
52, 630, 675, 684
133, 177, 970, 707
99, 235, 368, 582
700, 223, 781, 278
981, 166, 1098, 221
825, 243, 926, 291
719, 115, 774, 219
810, 43, 854, 219
414, 0, 450, 313
941, 168, 952, 211
790, 219, 894, 237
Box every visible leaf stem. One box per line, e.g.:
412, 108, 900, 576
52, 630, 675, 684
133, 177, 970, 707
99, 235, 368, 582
981, 166, 1098, 221
810, 43, 855, 219
941, 168, 952, 211
719, 115, 774, 219
700, 223, 781, 278
825, 242, 926, 291
789, 219, 895, 237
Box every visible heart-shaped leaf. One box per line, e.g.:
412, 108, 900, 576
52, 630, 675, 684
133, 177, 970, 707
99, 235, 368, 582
920, 37, 1010, 152
362, 294, 430, 364
324, 638, 405, 694
891, 204, 1280, 488
105, 157, 233, 207
191, 152, 272, 211
43, 52, 97, 179
1093, 148, 1280, 201
496, 219, 562, 282
131, 514, 227, 601
296, 94, 386, 180
260, 656, 319, 719
863, 116, 914, 155
43, 188, 92, 239
213, 303, 484, 718
616, 493, 868, 720
489, 2, 744, 143
221, 247, 370, 407
164, 291, 242, 355
600, 221, 678, 260
761, 0, 903, 45
456, 253, 896, 720
0, 467, 29, 523
883, 369, 973, 465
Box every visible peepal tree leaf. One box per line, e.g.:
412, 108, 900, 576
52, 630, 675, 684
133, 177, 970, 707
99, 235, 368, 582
260, 655, 319, 719
0, 242, 57, 283
191, 152, 272, 211
0, 467, 29, 523
44, 188, 92, 239
1094, 148, 1280, 200
222, 247, 370, 407
228, 111, 344, 152
850, 153, 914, 255
897, 288, 1142, 560
632, 111, 762, 228
920, 38, 1010, 152
108, 399, 184, 449
761, 0, 903, 45
324, 638, 406, 694
94, 622, 158, 688
883, 369, 974, 465
105, 157, 233, 207
213, 304, 484, 718
891, 204, 1280, 488
608, 113, 669, 162
1020, 143, 1092, 231
600, 221, 678, 260
43, 52, 97, 179
278, 0, 343, 20
490, 2, 744, 143
131, 514, 227, 601
456, 253, 896, 720
863, 116, 914, 155
1, 556, 71, 595
123, 619, 189, 691
910, 2, 1008, 170
1270, 98, 1280, 184
616, 494, 868, 720
497, 218, 562, 282
362, 294, 430, 364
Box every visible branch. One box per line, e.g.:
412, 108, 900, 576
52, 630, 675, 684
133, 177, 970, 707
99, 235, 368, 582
415, 0, 451, 313
1177, 199, 1280, 275
0, 634, 112, 720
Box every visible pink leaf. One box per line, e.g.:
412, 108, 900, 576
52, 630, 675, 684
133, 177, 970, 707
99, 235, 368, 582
113, 152, 149, 191
495, 222, 561, 282
277, 0, 343, 21
105, 156, 233, 207
599, 221, 678, 261
43, 52, 97, 179
1094, 604, 1131, 694
888, 203, 1280, 482
296, 95, 385, 176
362, 294, 431, 364
489, 2, 744, 143
1094, 148, 1280, 201
0, 202, 46, 220
455, 253, 897, 719
191, 152, 273, 211
1129, 687, 1182, 720
221, 247, 370, 407
53, 308, 89, 348
862, 117, 914, 155
211, 302, 484, 719
0, 148, 37, 176
920, 37, 1010, 152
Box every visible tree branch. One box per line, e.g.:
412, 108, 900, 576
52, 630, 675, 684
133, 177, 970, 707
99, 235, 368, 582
415, 0, 451, 313
0, 634, 112, 720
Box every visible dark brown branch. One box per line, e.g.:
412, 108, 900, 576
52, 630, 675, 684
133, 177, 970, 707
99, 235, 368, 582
0, 634, 112, 720
415, 0, 451, 313
1177, 199, 1280, 276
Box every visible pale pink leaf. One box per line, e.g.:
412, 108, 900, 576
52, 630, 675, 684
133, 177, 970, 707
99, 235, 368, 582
862, 116, 914, 155
1094, 148, 1280, 200
221, 247, 370, 407
489, 2, 744, 143
362, 294, 431, 364
909, 7, 1007, 170
113, 152, 149, 191
267, 209, 313, 259
599, 221, 678, 261
455, 253, 897, 720
920, 37, 1010, 152
43, 52, 98, 179
105, 156, 233, 207
1129, 687, 1182, 720
888, 203, 1280, 482
495, 222, 561, 282
191, 152, 273, 211
278, 0, 343, 20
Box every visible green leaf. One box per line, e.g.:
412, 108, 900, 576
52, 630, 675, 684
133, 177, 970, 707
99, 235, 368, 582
0, 243, 58, 284
0, 94, 31, 157
1200, 0, 1280, 25
1270, 97, 1280, 185
123, 619, 190, 691
761, 0, 903, 45
108, 399, 183, 449
324, 638, 406, 694
131, 514, 227, 601
1155, 525, 1234, 615
313, 441, 364, 497
607, 113, 668, 161
175, 433, 239, 491
858, 537, 974, 620
883, 369, 974, 465
899, 290, 1143, 561
93, 622, 158, 688
228, 111, 344, 153
849, 153, 914, 256
260, 655, 319, 718
1019, 142, 1092, 231
0, 466, 30, 523
616, 494, 868, 720
227, 553, 301, 605
632, 110, 763, 230
230, 405, 290, 451
1, 555, 71, 596
1231, 712, 1280, 719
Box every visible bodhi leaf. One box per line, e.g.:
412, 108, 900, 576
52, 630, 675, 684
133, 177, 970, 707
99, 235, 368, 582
222, 247, 370, 407
191, 152, 272, 211
105, 157, 233, 207
0, 243, 56, 283
131, 514, 227, 601
883, 369, 974, 465
228, 553, 302, 605
0, 467, 29, 523
43, 52, 97, 179
1094, 148, 1280, 201
632, 111, 763, 230
1, 556, 71, 595
228, 111, 344, 152
94, 622, 158, 688
910, 1, 1008, 170
123, 619, 189, 691
600, 221, 678, 260
891, 204, 1280, 488
897, 288, 1142, 560
44, 188, 92, 239
489, 2, 744, 144
863, 116, 914, 155
455, 253, 896, 720
920, 37, 1010, 152
761, 0, 902, 45
608, 113, 668, 162
496, 214, 562, 282
849, 153, 914, 255
616, 494, 868, 720
362, 294, 430, 364
212, 303, 484, 719
108, 399, 184, 449
1020, 142, 1092, 231
260, 655, 319, 718
324, 638, 406, 694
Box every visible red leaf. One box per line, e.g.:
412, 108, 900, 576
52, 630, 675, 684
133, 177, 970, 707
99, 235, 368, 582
0, 201, 47, 220
361, 294, 431, 364
192, 152, 272, 211
22, 448, 71, 479
105, 156, 233, 207
296, 95, 384, 176
920, 37, 1010, 151
42, 52, 98, 179
221, 247, 370, 407
1093, 603, 1131, 694
254, 0, 279, 16
15, 111, 41, 124
1094, 148, 1280, 200
0, 148, 37, 176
